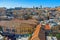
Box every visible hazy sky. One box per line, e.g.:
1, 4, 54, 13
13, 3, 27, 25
0, 0, 60, 8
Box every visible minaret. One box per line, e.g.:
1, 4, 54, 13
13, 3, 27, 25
33, 6, 35, 9
40, 5, 42, 9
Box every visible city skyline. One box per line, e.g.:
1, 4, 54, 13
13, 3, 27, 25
0, 0, 60, 8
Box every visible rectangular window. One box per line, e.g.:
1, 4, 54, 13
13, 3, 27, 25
6, 29, 10, 32
12, 29, 16, 32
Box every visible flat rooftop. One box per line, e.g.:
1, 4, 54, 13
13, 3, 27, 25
0, 19, 38, 27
